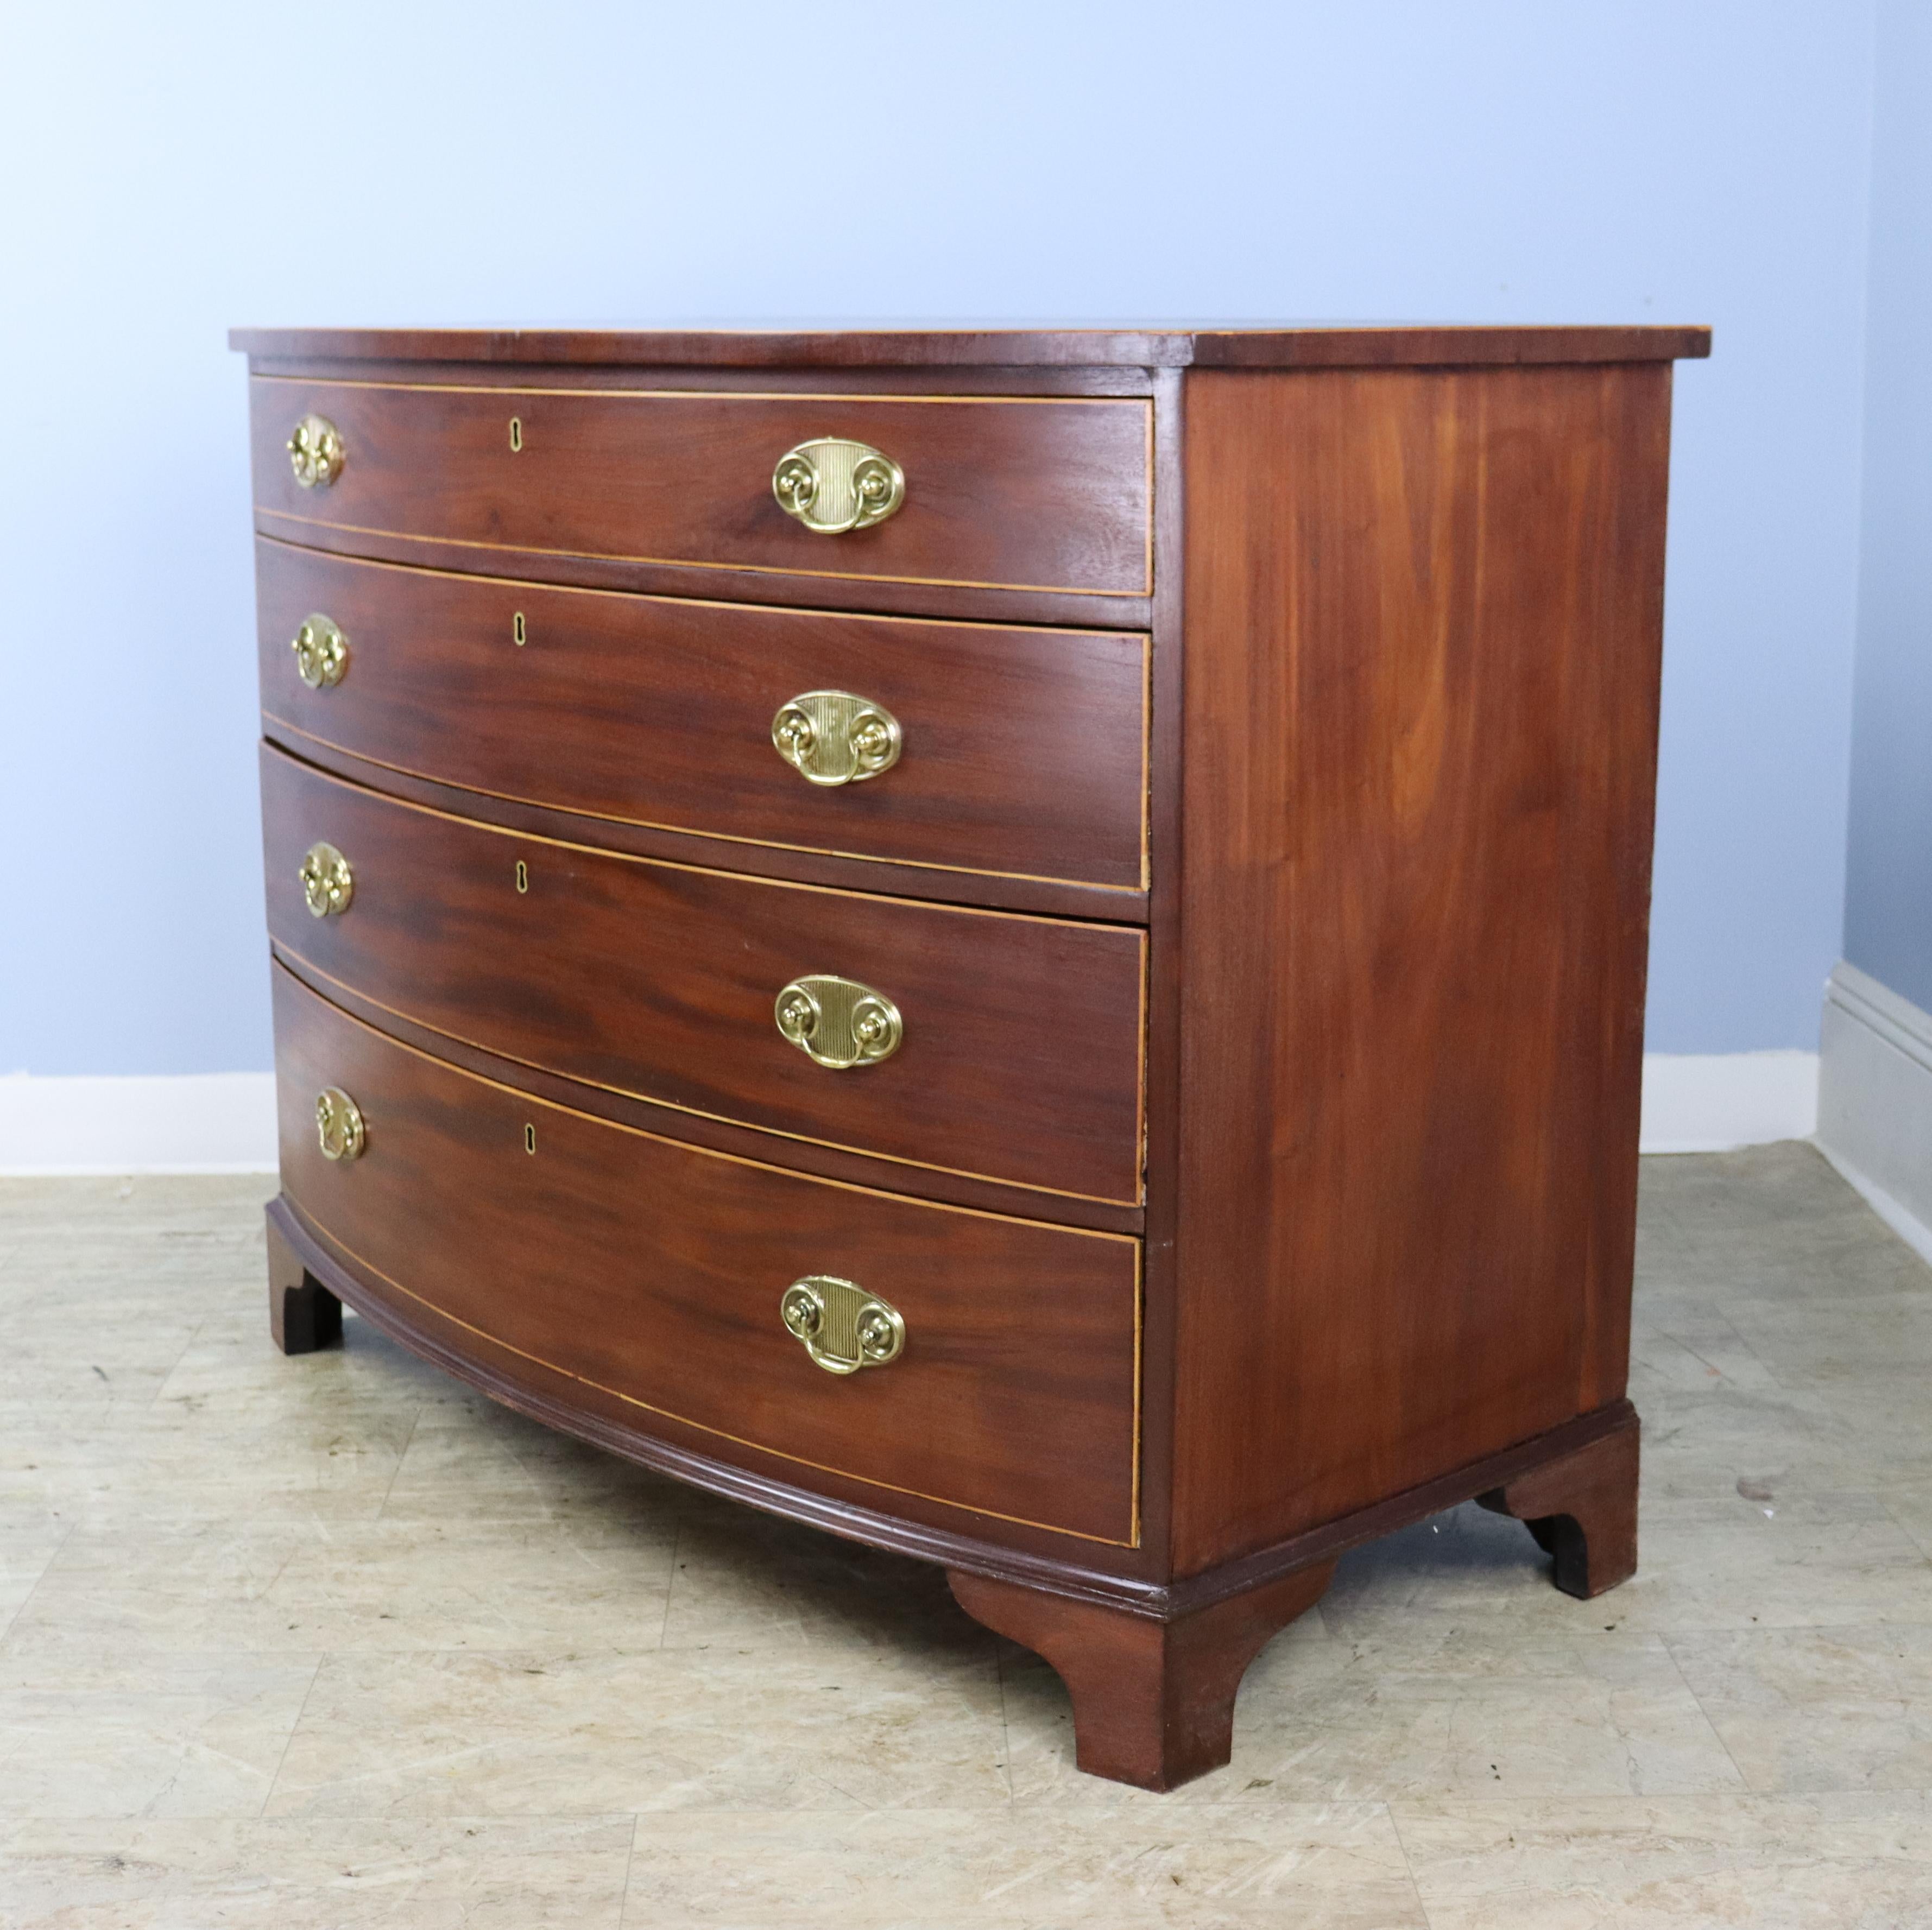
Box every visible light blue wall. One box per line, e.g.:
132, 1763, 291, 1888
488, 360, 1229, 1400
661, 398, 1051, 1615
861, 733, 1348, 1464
0, 1, 1876, 1073
1845, 0, 1932, 1016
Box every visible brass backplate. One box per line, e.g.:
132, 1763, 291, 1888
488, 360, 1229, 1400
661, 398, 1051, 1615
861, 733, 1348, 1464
287, 414, 345, 489
772, 438, 905, 535
291, 613, 349, 688
774, 975, 902, 1070
298, 842, 353, 918
780, 1275, 905, 1375
771, 691, 902, 786
315, 1087, 365, 1161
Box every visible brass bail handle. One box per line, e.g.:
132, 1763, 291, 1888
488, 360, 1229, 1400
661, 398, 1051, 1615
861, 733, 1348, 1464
771, 692, 902, 787
774, 975, 902, 1070
780, 1276, 905, 1374
772, 439, 905, 535
291, 613, 349, 689
314, 1087, 366, 1161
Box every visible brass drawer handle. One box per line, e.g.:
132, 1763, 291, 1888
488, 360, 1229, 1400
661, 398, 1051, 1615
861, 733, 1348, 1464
315, 1087, 366, 1161
298, 842, 353, 918
772, 438, 905, 535
291, 613, 349, 688
771, 692, 902, 786
287, 414, 345, 489
775, 975, 902, 1070
781, 1275, 905, 1374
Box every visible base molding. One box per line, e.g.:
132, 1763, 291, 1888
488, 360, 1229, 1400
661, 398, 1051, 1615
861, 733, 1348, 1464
1818, 962, 1932, 1266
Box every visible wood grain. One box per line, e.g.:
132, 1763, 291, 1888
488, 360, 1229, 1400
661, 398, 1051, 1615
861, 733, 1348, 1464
262, 747, 1147, 1206
1167, 363, 1672, 1574
255, 539, 1148, 893
248, 378, 1152, 597
273, 967, 1141, 1544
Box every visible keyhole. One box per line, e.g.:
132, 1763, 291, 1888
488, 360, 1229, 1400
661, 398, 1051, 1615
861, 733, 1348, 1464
508, 416, 523, 452
512, 610, 526, 647
515, 859, 528, 894
523, 1123, 536, 1154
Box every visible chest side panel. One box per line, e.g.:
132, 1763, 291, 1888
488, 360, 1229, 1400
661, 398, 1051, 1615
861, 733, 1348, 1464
1170, 363, 1672, 1573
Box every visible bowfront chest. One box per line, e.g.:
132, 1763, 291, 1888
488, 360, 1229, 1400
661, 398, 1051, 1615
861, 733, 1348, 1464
235, 322, 1710, 1788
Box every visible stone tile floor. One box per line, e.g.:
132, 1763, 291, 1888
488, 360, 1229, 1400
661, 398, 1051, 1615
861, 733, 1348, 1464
0, 1143, 1928, 1925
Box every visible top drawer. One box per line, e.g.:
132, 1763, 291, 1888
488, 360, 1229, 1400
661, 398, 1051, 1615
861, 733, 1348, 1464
249, 379, 1153, 600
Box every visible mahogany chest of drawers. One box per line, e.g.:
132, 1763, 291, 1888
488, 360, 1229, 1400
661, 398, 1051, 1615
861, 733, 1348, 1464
235, 321, 1710, 1788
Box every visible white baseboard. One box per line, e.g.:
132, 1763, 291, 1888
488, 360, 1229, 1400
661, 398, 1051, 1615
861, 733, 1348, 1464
1816, 961, 1932, 1264
0, 1072, 277, 1175
1638, 1049, 1820, 1154
0, 1051, 1823, 1176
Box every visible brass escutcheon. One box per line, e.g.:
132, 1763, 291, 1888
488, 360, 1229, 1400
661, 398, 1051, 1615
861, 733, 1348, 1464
287, 414, 345, 488
298, 842, 353, 918
772, 438, 905, 535
315, 1087, 365, 1161
291, 613, 348, 688
771, 691, 902, 787
780, 1275, 905, 1375
774, 975, 902, 1070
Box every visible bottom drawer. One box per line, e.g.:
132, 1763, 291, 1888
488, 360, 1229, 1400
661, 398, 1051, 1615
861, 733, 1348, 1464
274, 967, 1140, 1544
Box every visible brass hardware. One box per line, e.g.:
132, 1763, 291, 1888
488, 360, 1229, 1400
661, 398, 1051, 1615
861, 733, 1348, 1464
291, 613, 349, 688
771, 692, 902, 787
780, 1275, 905, 1375
298, 842, 353, 918
774, 975, 902, 1070
512, 610, 527, 646
772, 438, 905, 535
287, 414, 345, 489
508, 416, 523, 452
315, 1087, 365, 1161
514, 859, 528, 895
523, 1123, 536, 1154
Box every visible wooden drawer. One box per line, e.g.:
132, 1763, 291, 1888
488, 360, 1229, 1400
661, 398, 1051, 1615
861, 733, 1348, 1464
263, 749, 1146, 1206
274, 969, 1140, 1543
249, 378, 1152, 598
257, 541, 1148, 894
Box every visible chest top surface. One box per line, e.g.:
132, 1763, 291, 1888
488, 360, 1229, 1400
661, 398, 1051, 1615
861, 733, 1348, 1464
230, 322, 1712, 369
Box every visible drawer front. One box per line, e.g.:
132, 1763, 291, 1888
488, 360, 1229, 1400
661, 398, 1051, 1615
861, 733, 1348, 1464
264, 750, 1146, 1205
258, 542, 1148, 893
251, 378, 1152, 598
275, 970, 1140, 1543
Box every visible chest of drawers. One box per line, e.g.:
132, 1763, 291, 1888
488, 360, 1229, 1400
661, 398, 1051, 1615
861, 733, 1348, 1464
236, 322, 1709, 1789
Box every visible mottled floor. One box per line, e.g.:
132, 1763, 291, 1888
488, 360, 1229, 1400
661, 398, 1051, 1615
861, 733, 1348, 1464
1, 1145, 1929, 1927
